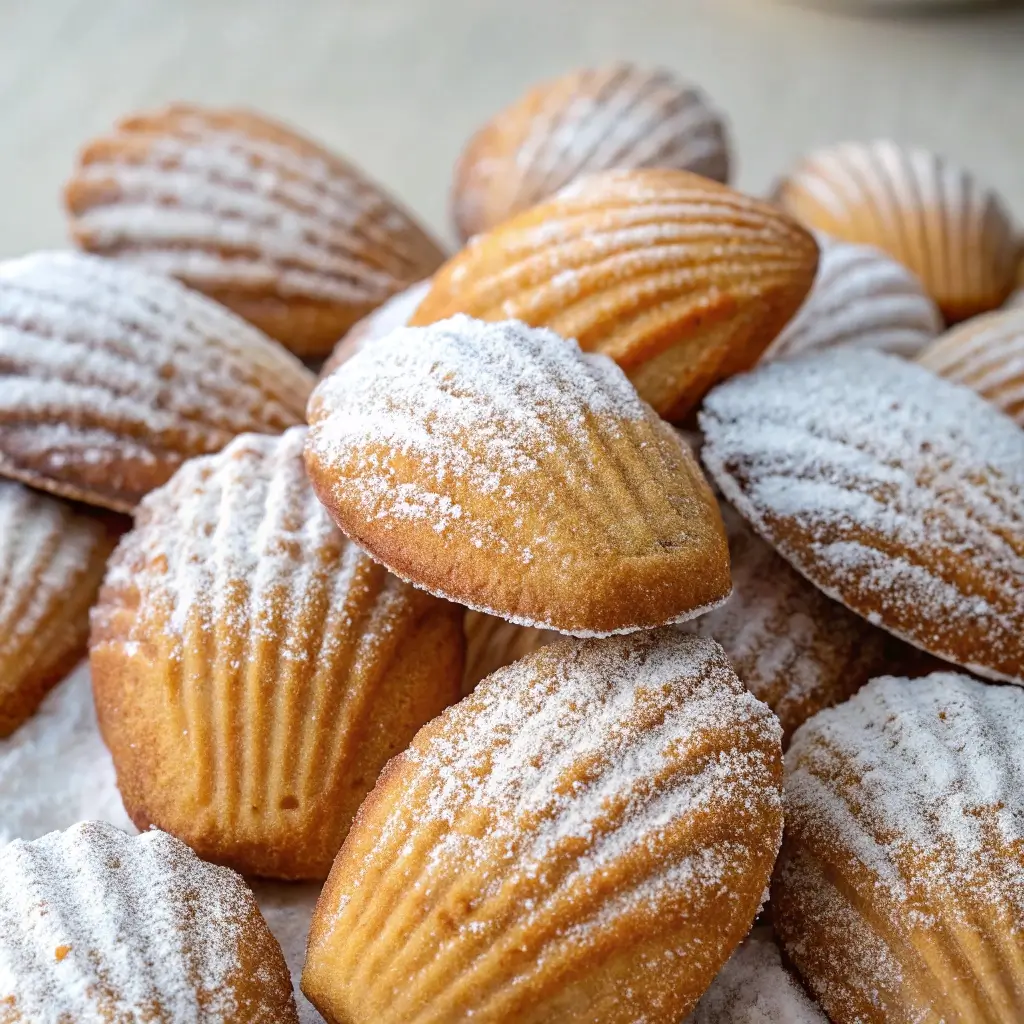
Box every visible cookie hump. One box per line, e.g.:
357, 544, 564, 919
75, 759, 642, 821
774, 673, 1024, 1024
413, 170, 818, 422
90, 427, 464, 880
304, 315, 731, 635
700, 348, 1024, 684
302, 630, 784, 1024
0, 821, 298, 1023
774, 140, 1017, 322
452, 63, 730, 241
65, 104, 446, 357
0, 251, 313, 512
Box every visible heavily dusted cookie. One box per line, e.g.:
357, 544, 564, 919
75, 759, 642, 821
773, 140, 1017, 322
304, 316, 731, 636
451, 63, 730, 241
302, 630, 784, 1024
65, 104, 446, 358
462, 611, 558, 694
765, 233, 941, 361
773, 672, 1024, 1023
413, 169, 818, 422
916, 307, 1024, 426
680, 501, 888, 745
0, 821, 297, 1023
0, 481, 118, 737
684, 927, 827, 1023
319, 277, 431, 380
700, 349, 1024, 684
0, 251, 313, 513
90, 427, 464, 880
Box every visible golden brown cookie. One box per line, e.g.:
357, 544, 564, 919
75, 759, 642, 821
0, 251, 313, 513
451, 63, 730, 241
65, 104, 445, 357
0, 821, 298, 1022
461, 610, 558, 694
302, 630, 784, 1024
765, 233, 941, 361
412, 169, 818, 422
773, 672, 1024, 1024
680, 500, 889, 745
0, 481, 118, 738
916, 307, 1024, 426
90, 427, 464, 880
304, 315, 731, 635
319, 277, 431, 380
700, 349, 1024, 684
773, 140, 1017, 322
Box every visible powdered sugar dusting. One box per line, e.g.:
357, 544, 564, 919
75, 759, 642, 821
700, 348, 1024, 683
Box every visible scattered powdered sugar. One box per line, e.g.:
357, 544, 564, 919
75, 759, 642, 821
700, 348, 1024, 683
684, 927, 827, 1023
765, 233, 941, 361
0, 821, 286, 1021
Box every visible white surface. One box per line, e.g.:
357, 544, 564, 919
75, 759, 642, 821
0, 0, 1021, 256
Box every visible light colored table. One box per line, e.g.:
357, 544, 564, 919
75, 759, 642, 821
1, 0, 1021, 257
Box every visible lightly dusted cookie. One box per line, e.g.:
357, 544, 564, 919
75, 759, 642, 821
451, 62, 730, 241
302, 630, 784, 1024
413, 169, 818, 422
0, 481, 118, 737
774, 140, 1017, 322
773, 672, 1024, 1023
0, 250, 313, 513
0, 821, 298, 1023
700, 348, 1024, 684
461, 610, 559, 693
304, 315, 731, 636
65, 103, 446, 357
90, 427, 464, 880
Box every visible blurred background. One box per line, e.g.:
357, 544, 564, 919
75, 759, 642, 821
1, 0, 1021, 253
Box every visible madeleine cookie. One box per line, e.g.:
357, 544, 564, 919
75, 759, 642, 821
305, 316, 731, 636
765, 234, 941, 361
462, 611, 558, 693
685, 927, 827, 1023
774, 672, 1024, 1023
451, 63, 730, 241
411, 170, 818, 421
0, 821, 297, 1022
681, 500, 888, 744
774, 140, 1017, 322
65, 104, 445, 357
0, 251, 313, 513
302, 630, 784, 1024
320, 277, 431, 379
917, 307, 1024, 425
701, 349, 1024, 684
90, 427, 464, 880
0, 482, 118, 737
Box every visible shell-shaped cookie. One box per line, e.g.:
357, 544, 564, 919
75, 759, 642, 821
412, 169, 818, 422
462, 610, 558, 694
0, 482, 118, 737
89, 427, 464, 880
773, 672, 1024, 1024
65, 104, 446, 358
680, 501, 889, 745
684, 927, 827, 1023
319, 277, 431, 380
916, 307, 1024, 425
304, 315, 731, 636
302, 630, 784, 1024
0, 251, 313, 513
451, 63, 730, 241
773, 140, 1017, 322
700, 349, 1024, 684
765, 233, 942, 361
0, 821, 298, 1022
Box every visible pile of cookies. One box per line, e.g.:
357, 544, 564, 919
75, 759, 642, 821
1, 61, 1022, 1023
